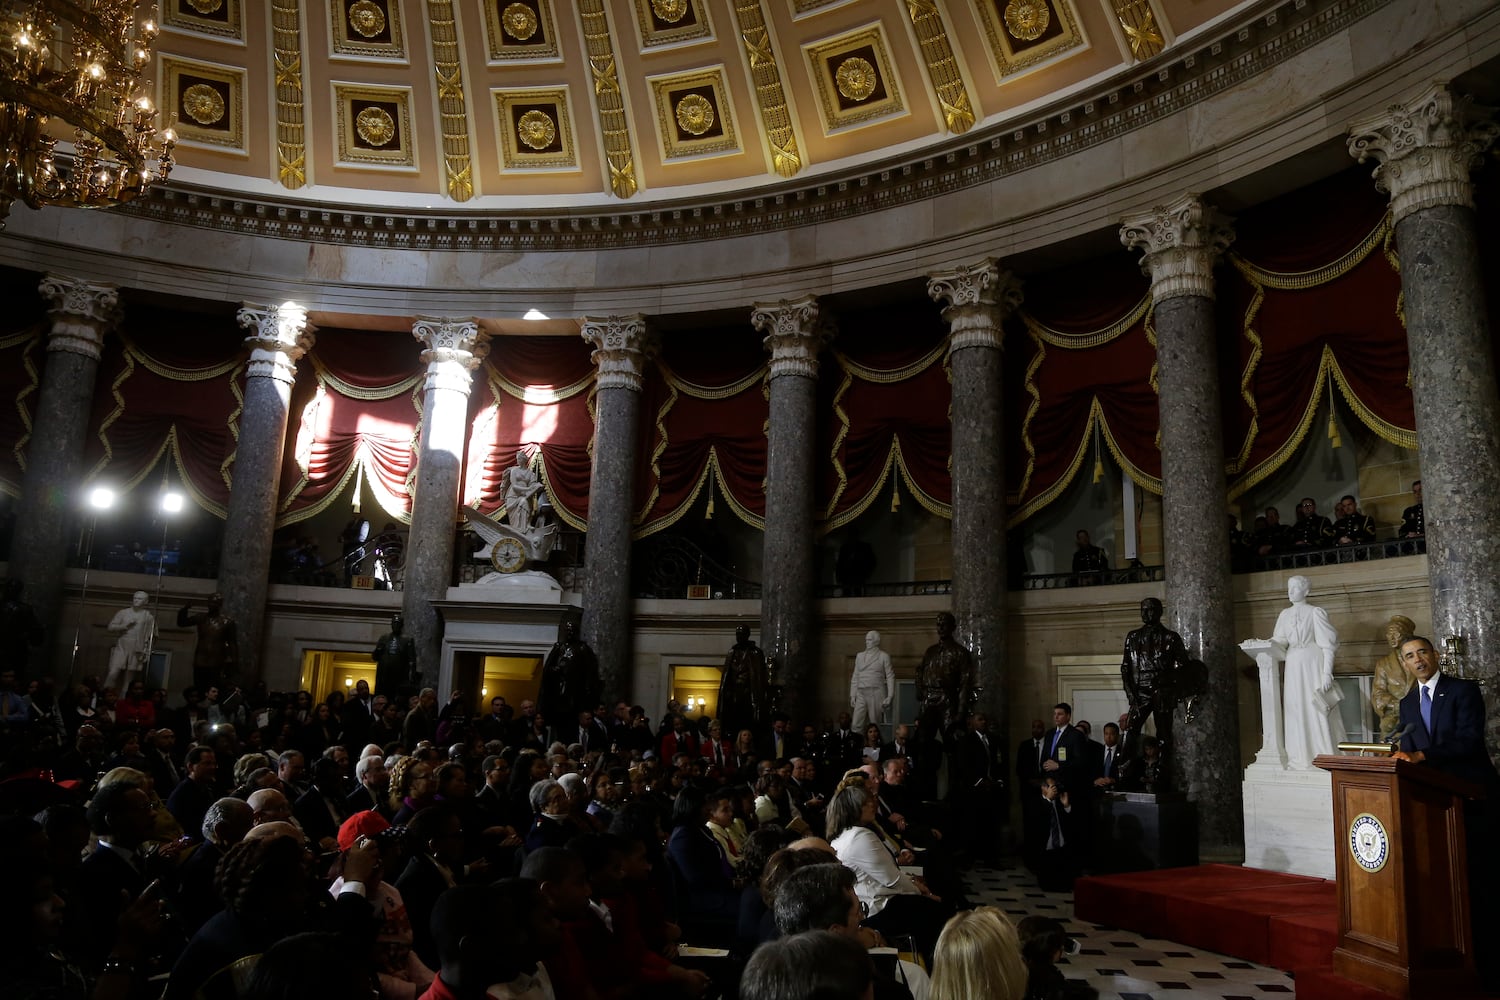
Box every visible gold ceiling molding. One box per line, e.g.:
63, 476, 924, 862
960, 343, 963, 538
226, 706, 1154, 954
803, 24, 905, 132
494, 88, 579, 169
790, 0, 851, 15
333, 84, 416, 168
650, 68, 740, 159
427, 0, 476, 201
160, 57, 246, 151
271, 0, 307, 189
903, 0, 976, 134
577, 0, 639, 198
1115, 0, 1165, 60
330, 0, 406, 59
975, 0, 1086, 77
485, 0, 560, 61
632, 0, 714, 48
730, 0, 801, 178
164, 0, 242, 39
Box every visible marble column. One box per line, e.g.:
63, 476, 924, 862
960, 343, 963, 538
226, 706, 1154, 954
580, 315, 655, 703
1349, 84, 1500, 756
1121, 194, 1243, 860
927, 260, 1020, 732
402, 318, 488, 689
750, 297, 829, 722
220, 304, 315, 682
10, 275, 118, 676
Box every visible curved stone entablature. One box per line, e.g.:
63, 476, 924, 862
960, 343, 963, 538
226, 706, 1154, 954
0, 0, 1494, 317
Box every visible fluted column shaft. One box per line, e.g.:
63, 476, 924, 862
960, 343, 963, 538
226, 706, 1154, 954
580, 315, 655, 702
751, 297, 828, 722
402, 318, 488, 689
1121, 195, 1242, 860
11, 275, 118, 676
219, 303, 314, 682
927, 260, 1019, 732
1349, 84, 1500, 759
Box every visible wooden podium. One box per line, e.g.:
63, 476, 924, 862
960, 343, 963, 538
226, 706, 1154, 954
1314, 754, 1481, 998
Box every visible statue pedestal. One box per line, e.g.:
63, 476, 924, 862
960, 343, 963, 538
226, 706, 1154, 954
431, 585, 580, 698
1094, 792, 1199, 872
1241, 766, 1334, 878
1239, 638, 1289, 775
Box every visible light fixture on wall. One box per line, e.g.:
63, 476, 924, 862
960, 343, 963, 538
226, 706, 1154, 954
344, 676, 353, 687
0, 2, 176, 229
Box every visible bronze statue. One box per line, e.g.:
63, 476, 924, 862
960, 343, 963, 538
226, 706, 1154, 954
916, 611, 976, 739
177, 592, 238, 691
371, 613, 417, 696
1119, 597, 1187, 789
1371, 614, 1417, 736
539, 621, 601, 724
718, 624, 768, 732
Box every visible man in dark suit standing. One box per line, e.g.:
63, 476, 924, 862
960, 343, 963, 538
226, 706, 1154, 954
1016, 717, 1047, 869
952, 712, 1005, 862
70, 783, 153, 969
1042, 703, 1086, 789
1394, 634, 1500, 991
758, 713, 799, 762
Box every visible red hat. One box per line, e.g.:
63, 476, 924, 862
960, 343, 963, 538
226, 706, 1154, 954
337, 809, 391, 852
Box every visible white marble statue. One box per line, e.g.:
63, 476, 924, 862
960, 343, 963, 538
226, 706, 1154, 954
501, 453, 544, 533
103, 590, 154, 693
850, 630, 895, 730
1271, 575, 1346, 768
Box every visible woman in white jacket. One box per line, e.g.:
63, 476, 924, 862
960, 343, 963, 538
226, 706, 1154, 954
826, 783, 952, 961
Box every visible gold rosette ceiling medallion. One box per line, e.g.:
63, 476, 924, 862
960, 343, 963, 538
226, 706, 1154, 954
503, 3, 538, 40
517, 109, 557, 149
675, 93, 715, 135
182, 84, 226, 125
347, 0, 387, 38
1004, 0, 1050, 40
835, 56, 877, 102
356, 106, 397, 146
188, 0, 224, 13
651, 0, 689, 23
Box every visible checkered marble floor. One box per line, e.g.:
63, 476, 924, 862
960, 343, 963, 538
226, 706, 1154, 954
965, 864, 1299, 1000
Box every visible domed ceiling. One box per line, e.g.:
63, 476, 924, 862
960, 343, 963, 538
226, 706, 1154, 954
153, 0, 1243, 210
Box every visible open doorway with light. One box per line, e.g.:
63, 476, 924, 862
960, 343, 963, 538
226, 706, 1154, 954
670, 664, 723, 723
300, 649, 377, 702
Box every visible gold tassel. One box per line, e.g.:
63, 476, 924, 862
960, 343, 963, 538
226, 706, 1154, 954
352, 460, 364, 513
1092, 420, 1104, 484
891, 475, 901, 513
705, 482, 715, 520
1327, 379, 1341, 450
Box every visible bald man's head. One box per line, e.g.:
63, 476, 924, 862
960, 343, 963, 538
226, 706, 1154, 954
246, 788, 292, 825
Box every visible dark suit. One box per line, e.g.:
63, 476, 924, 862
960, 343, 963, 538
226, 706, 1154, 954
952, 729, 1004, 860
394, 855, 456, 970
1016, 734, 1047, 867
294, 786, 349, 846
344, 782, 393, 820
1398, 674, 1499, 789
69, 844, 145, 967
1399, 672, 1500, 991
758, 730, 799, 762
1043, 724, 1087, 790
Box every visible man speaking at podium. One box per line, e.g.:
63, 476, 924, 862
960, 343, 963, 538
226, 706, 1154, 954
1392, 634, 1500, 991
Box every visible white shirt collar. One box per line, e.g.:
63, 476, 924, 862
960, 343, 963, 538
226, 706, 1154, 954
1422, 671, 1443, 695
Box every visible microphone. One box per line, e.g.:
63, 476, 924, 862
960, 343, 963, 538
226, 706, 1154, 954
1384, 722, 1415, 746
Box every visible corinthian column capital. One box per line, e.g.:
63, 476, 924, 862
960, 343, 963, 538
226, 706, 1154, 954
581, 314, 656, 392
237, 302, 315, 383
927, 259, 1022, 351
413, 317, 488, 395
1120, 195, 1235, 303
751, 295, 830, 379
1348, 83, 1499, 224
38, 274, 120, 359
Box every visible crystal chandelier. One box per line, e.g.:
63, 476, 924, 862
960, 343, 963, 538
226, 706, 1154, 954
0, 1, 175, 228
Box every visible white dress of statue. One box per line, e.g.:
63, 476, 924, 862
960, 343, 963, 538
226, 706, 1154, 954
501, 454, 544, 533
850, 630, 896, 730
1272, 575, 1347, 769
103, 590, 155, 693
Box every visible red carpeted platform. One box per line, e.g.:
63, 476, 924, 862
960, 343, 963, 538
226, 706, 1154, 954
1074, 864, 1340, 971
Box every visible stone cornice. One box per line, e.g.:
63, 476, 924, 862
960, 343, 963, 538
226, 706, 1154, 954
110, 0, 1386, 254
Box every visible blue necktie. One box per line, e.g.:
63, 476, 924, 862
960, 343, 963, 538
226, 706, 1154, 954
1050, 728, 1062, 755
1420, 685, 1432, 736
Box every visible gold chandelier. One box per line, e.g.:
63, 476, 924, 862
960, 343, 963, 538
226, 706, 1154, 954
0, 1, 175, 228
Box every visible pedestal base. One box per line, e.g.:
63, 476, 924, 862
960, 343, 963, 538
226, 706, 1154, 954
1095, 792, 1199, 872
1242, 766, 1334, 878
